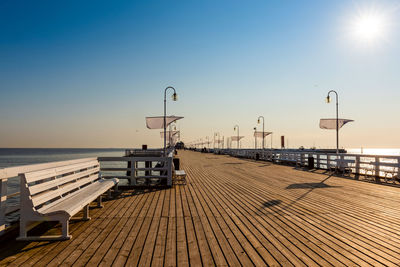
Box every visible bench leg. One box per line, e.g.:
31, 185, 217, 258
83, 204, 91, 220
107, 189, 112, 199
97, 196, 104, 208
19, 219, 28, 239
61, 220, 72, 240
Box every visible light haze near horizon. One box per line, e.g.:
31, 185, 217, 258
1, 0, 400, 149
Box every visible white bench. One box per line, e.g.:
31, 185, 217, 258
174, 170, 187, 185
17, 159, 119, 241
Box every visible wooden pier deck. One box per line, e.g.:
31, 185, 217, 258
2, 150, 400, 266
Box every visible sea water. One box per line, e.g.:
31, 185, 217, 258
0, 148, 125, 168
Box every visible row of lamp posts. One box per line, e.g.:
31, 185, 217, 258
233, 90, 339, 153
165, 86, 341, 155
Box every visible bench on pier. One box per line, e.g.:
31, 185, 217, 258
17, 159, 119, 241
173, 170, 187, 185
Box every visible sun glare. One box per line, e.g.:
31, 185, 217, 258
354, 13, 385, 40
348, 6, 390, 46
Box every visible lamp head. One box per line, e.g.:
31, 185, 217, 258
172, 93, 178, 101
257, 118, 260, 124
254, 127, 257, 131
326, 95, 330, 103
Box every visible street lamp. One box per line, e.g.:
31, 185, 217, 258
257, 116, 265, 150
214, 132, 219, 149
234, 125, 240, 149
164, 86, 178, 156
326, 90, 339, 154
253, 127, 257, 149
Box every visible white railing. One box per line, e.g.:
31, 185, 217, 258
0, 158, 97, 236
214, 149, 400, 182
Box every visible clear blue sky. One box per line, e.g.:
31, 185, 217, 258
1, 0, 399, 148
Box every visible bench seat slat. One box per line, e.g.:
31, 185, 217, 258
37, 179, 118, 216
25, 160, 99, 183
29, 167, 100, 195
31, 173, 100, 207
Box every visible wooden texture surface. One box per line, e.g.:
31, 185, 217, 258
1, 150, 400, 266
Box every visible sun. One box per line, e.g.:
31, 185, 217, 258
349, 6, 390, 45
353, 13, 385, 40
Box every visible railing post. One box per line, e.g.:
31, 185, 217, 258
167, 157, 173, 186
130, 159, 136, 186
355, 155, 360, 179
316, 154, 320, 169
327, 154, 331, 170
397, 159, 400, 181
0, 179, 7, 235
339, 154, 344, 170
375, 156, 381, 183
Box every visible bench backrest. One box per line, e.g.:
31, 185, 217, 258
20, 159, 101, 211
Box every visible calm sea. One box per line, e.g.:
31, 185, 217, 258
0, 148, 125, 169
347, 148, 400, 156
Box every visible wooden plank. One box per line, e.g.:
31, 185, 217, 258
164, 185, 177, 267
96, 192, 150, 266
111, 190, 158, 266
136, 189, 166, 266
184, 172, 229, 266
175, 185, 189, 266
179, 183, 202, 266
199, 170, 348, 266
150, 216, 168, 266
212, 168, 376, 266
189, 173, 271, 266
188, 165, 290, 266
189, 174, 255, 266
81, 192, 148, 266
182, 184, 215, 266
124, 190, 162, 266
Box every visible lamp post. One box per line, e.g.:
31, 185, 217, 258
257, 116, 265, 150
234, 125, 240, 149
164, 86, 177, 156
215, 132, 221, 149
326, 90, 339, 154
253, 127, 257, 149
